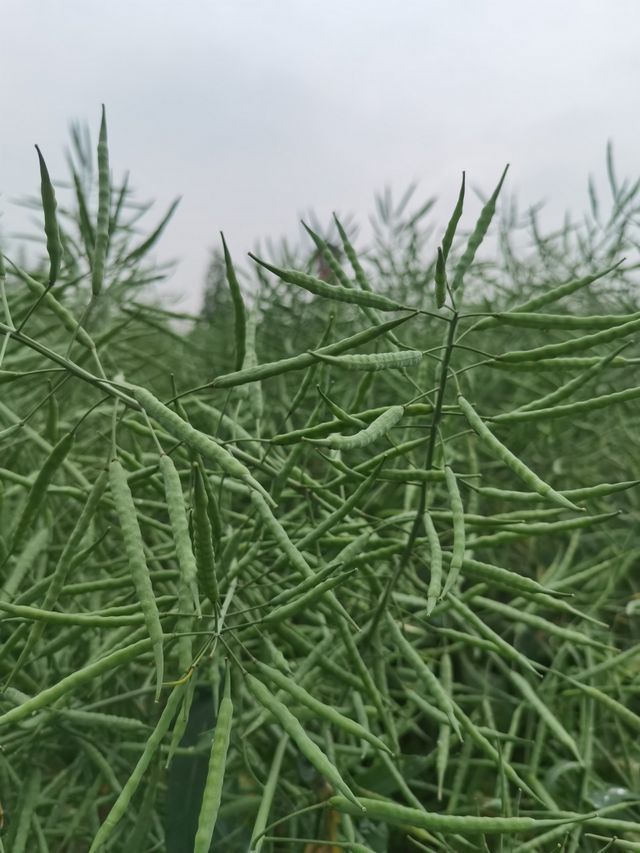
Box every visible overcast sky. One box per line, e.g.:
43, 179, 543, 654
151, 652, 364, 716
2, 1, 639, 312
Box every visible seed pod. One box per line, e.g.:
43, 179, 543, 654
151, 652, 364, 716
192, 464, 218, 609
509, 671, 581, 761
498, 314, 640, 363
474, 596, 609, 651
10, 767, 40, 853
442, 552, 555, 598
447, 594, 538, 675
441, 171, 466, 261
328, 796, 583, 834
308, 405, 404, 450
475, 479, 640, 504
472, 261, 623, 331
387, 615, 461, 738
5, 258, 95, 349
248, 733, 288, 853
109, 459, 164, 700
435, 246, 447, 308
302, 220, 352, 288
88, 682, 186, 852
221, 233, 246, 370
268, 562, 342, 609
0, 638, 153, 728
507, 344, 627, 415
194, 668, 234, 853
1, 527, 48, 602
249, 253, 408, 312
424, 511, 443, 614
132, 385, 274, 506
158, 454, 200, 614
262, 570, 355, 625
211, 314, 414, 388
492, 384, 640, 425
491, 309, 640, 330
436, 652, 452, 800
35, 145, 63, 285
237, 308, 263, 418
245, 672, 364, 810
333, 213, 370, 291
311, 349, 422, 372
8, 471, 108, 681
317, 385, 367, 428
457, 394, 581, 511
10, 430, 75, 555
91, 105, 110, 297
442, 466, 465, 596
255, 660, 392, 755
0, 600, 143, 627
451, 165, 508, 293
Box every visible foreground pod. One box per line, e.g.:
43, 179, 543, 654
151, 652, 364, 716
310, 349, 423, 371
328, 796, 591, 835
307, 405, 404, 450
109, 458, 164, 700
245, 672, 364, 811
131, 385, 274, 506
457, 394, 581, 511
194, 668, 234, 853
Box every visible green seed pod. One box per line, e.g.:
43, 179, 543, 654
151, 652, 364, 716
35, 145, 63, 285
442, 466, 465, 596
308, 405, 404, 450
132, 385, 274, 506
6, 258, 95, 349
497, 314, 640, 363
302, 220, 352, 288
508, 671, 581, 761
472, 261, 623, 331
451, 165, 508, 293
457, 394, 581, 511
424, 511, 443, 614
387, 614, 461, 738
441, 171, 466, 261
91, 105, 110, 297
88, 682, 186, 852
492, 384, 640, 425
254, 660, 392, 755
328, 796, 583, 834
245, 672, 364, 810
262, 569, 355, 625
333, 213, 370, 291
249, 253, 409, 312
194, 668, 233, 853
158, 454, 200, 614
436, 652, 452, 800
10, 430, 75, 555
491, 309, 640, 331
435, 246, 447, 308
109, 459, 164, 700
221, 233, 246, 370
211, 313, 414, 388
192, 464, 218, 609
237, 308, 263, 418
0, 638, 153, 728
311, 349, 422, 372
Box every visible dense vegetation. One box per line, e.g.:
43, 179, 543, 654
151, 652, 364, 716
0, 110, 639, 852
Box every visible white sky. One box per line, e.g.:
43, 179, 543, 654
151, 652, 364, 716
2, 0, 640, 311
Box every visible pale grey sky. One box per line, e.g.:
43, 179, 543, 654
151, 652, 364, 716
2, 0, 640, 311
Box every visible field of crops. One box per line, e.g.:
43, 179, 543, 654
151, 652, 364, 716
0, 111, 639, 852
